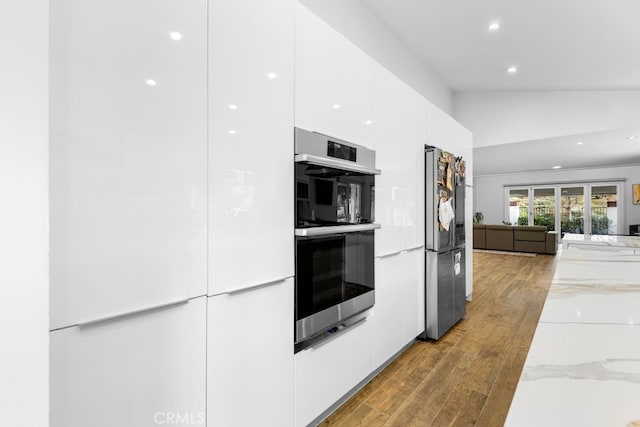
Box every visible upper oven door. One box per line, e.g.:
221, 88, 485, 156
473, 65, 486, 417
295, 163, 375, 227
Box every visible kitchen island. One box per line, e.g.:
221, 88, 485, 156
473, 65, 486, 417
506, 234, 640, 426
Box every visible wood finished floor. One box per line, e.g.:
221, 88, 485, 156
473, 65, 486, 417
321, 251, 559, 427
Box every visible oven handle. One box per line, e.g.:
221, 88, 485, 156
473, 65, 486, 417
295, 223, 381, 237
295, 153, 381, 175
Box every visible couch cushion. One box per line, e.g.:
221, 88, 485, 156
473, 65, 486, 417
485, 227, 514, 251
485, 225, 514, 231
514, 240, 546, 253
514, 226, 547, 242
473, 226, 486, 249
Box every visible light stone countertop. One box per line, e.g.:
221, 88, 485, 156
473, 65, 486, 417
505, 236, 640, 427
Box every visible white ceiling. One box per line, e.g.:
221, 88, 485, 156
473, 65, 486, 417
362, 0, 640, 174
474, 127, 640, 175
363, 0, 640, 91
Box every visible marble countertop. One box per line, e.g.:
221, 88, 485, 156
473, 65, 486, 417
563, 232, 640, 250
506, 236, 640, 427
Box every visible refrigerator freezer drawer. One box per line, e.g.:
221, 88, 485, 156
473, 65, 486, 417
424, 248, 466, 340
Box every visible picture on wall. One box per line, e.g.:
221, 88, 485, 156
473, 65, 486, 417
634, 184, 640, 205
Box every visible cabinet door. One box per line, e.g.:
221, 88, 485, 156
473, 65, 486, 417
372, 65, 427, 254
51, 297, 207, 427
401, 248, 425, 342
207, 279, 294, 427
295, 318, 374, 427
371, 254, 405, 367
371, 66, 405, 255
209, 0, 294, 295
50, 0, 208, 330
295, 3, 374, 147
401, 90, 427, 250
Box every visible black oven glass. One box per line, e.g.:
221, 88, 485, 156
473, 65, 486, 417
295, 163, 374, 227
295, 230, 374, 321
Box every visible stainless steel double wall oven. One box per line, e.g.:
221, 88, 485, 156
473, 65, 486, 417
294, 128, 380, 352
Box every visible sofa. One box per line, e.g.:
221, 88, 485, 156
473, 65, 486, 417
473, 224, 558, 254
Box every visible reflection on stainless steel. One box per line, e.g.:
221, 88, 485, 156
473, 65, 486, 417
295, 153, 381, 175
295, 291, 374, 344
294, 223, 380, 237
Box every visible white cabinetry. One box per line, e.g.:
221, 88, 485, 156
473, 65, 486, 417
50, 0, 208, 330
372, 255, 405, 367
207, 278, 294, 427
402, 248, 425, 342
372, 65, 426, 256
50, 297, 207, 427
372, 248, 424, 368
209, 0, 294, 295
295, 3, 374, 147
294, 319, 374, 426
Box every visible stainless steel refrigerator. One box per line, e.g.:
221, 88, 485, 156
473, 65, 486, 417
420, 146, 466, 340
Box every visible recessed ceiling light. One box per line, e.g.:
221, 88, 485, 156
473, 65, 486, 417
627, 135, 638, 140
576, 141, 583, 145
506, 66, 518, 74
364, 119, 373, 125
169, 31, 182, 41
552, 165, 562, 169
228, 104, 238, 110
267, 72, 278, 79
488, 22, 501, 31
145, 79, 157, 86
332, 104, 341, 109
228, 130, 237, 135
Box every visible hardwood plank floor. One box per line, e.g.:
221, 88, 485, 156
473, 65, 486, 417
322, 251, 558, 427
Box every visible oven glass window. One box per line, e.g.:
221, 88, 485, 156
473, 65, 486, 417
295, 163, 374, 227
296, 231, 374, 321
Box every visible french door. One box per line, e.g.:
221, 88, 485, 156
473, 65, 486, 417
506, 182, 621, 235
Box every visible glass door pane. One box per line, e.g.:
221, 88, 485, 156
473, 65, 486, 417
533, 188, 555, 230
509, 188, 529, 225
560, 187, 584, 235
591, 185, 617, 234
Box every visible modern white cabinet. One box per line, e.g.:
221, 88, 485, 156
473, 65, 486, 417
372, 254, 406, 368
295, 3, 374, 147
372, 248, 425, 368
50, 297, 207, 427
207, 278, 294, 427
294, 317, 374, 427
402, 248, 425, 342
372, 65, 427, 256
371, 66, 405, 256
49, 0, 208, 330
209, 0, 294, 296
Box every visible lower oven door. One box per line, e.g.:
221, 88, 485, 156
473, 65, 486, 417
295, 230, 374, 346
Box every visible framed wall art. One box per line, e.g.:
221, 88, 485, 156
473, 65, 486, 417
633, 184, 640, 205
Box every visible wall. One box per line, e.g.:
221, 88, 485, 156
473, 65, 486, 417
454, 90, 640, 147
474, 165, 640, 231
0, 1, 49, 426
298, 0, 453, 114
